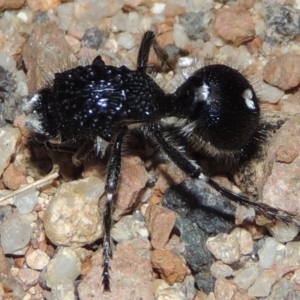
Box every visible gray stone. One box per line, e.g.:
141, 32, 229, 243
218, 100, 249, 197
248, 269, 277, 298
263, 3, 300, 44
111, 214, 148, 243
258, 237, 281, 269
267, 219, 300, 243
175, 217, 212, 273
52, 278, 75, 300
179, 12, 211, 41
45, 247, 81, 289
14, 189, 38, 214
0, 214, 31, 254
210, 261, 233, 279
56, 3, 74, 32
81, 27, 105, 49
233, 264, 261, 290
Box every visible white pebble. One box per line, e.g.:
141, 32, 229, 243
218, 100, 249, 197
17, 9, 33, 24
173, 26, 190, 49
151, 3, 166, 14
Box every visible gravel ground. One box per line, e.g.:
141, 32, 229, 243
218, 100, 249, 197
0, 0, 300, 300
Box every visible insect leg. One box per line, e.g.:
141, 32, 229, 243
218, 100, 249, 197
102, 128, 127, 292
137, 31, 155, 71
137, 30, 174, 72
71, 139, 94, 166
149, 123, 300, 227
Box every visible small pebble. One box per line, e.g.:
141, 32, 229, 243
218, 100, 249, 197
233, 264, 261, 291
263, 54, 300, 90
0, 127, 21, 177
283, 241, 300, 266
52, 278, 75, 300
73, 0, 124, 31
173, 25, 190, 49
145, 203, 176, 249
210, 261, 233, 279
151, 249, 187, 285
117, 32, 135, 50
111, 11, 143, 33
275, 146, 298, 164
0, 214, 31, 254
56, 2, 74, 31
232, 227, 253, 255
160, 276, 197, 299
267, 219, 300, 243
263, 3, 300, 44
18, 268, 40, 289
179, 12, 210, 41
258, 237, 284, 269
215, 7, 255, 45
111, 214, 148, 242
43, 177, 104, 247
44, 247, 81, 289
14, 189, 38, 214
214, 278, 249, 300
266, 278, 295, 300
26, 249, 50, 270
248, 269, 277, 297
0, 51, 17, 72
81, 27, 105, 49
206, 232, 240, 264
259, 82, 285, 104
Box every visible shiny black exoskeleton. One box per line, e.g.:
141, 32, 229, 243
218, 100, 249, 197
23, 56, 168, 143
23, 31, 293, 292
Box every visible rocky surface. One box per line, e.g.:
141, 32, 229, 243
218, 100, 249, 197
0, 1, 299, 300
